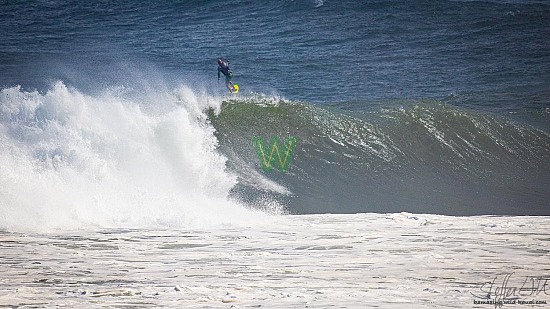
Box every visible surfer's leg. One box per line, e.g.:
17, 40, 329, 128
225, 77, 234, 92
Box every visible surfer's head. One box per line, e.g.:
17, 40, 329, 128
217, 58, 222, 65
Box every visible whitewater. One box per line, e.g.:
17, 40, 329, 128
1, 214, 549, 308
0, 82, 280, 232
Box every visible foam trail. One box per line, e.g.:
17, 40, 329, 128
0, 82, 270, 232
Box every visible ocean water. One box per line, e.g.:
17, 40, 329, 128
1, 1, 550, 307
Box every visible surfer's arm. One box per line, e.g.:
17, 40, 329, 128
217, 68, 221, 80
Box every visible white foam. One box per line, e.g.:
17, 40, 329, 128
0, 82, 270, 232
1, 213, 548, 307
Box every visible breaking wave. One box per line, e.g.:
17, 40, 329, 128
0, 82, 278, 232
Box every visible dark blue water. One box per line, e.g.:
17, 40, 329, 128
1, 0, 549, 216
2, 1, 550, 108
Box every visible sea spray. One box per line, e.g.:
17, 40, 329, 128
0, 82, 273, 232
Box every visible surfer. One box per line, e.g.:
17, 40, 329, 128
217, 58, 235, 93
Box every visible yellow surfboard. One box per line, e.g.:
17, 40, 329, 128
232, 84, 239, 94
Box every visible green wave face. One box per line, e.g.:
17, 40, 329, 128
208, 96, 550, 216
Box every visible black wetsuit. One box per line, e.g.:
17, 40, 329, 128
218, 61, 233, 82
218, 60, 235, 92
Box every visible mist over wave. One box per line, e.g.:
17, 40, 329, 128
0, 82, 276, 232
